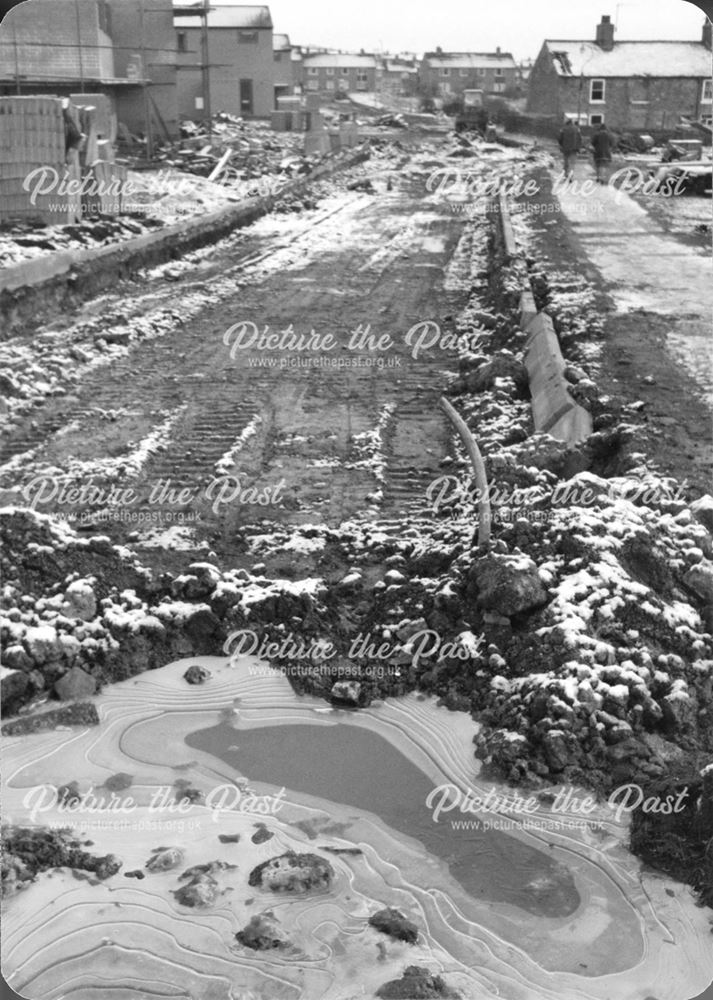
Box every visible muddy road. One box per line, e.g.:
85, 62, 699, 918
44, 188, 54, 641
0, 142, 481, 571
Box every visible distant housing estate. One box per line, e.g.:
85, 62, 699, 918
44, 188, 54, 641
7, 1, 706, 143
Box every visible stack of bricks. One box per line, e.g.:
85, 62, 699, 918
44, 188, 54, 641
0, 96, 82, 225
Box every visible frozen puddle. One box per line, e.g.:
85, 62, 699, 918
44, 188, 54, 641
2, 655, 712, 1000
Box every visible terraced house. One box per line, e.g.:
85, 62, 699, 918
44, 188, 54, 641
301, 53, 380, 96
527, 14, 713, 130
174, 2, 275, 118
418, 48, 518, 100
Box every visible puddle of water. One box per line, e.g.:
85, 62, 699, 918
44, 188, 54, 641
186, 719, 581, 918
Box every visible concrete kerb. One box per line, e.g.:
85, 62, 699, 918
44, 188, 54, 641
519, 289, 538, 328
0, 144, 371, 336
491, 195, 593, 446
497, 193, 518, 260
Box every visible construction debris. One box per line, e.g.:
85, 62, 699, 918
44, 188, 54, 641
136, 113, 311, 182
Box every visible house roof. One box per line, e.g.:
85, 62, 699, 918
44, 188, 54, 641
544, 40, 711, 77
385, 60, 418, 74
423, 51, 516, 70
302, 53, 377, 68
173, 3, 272, 29
273, 32, 291, 51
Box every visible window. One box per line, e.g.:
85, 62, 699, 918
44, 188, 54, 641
342, 67, 350, 75
177, 31, 187, 53
326, 67, 334, 75
493, 82, 505, 92
494, 67, 504, 77
589, 112, 605, 125
477, 67, 485, 76
307, 80, 319, 90
459, 68, 468, 77
590, 78, 605, 102
307, 67, 318, 75
273, 52, 282, 62
702, 79, 712, 102
238, 30, 258, 43
440, 67, 450, 77
357, 70, 368, 81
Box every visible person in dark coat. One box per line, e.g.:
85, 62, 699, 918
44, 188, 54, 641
558, 119, 582, 177
591, 123, 614, 183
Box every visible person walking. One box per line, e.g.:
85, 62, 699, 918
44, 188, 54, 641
558, 119, 582, 178
591, 123, 613, 184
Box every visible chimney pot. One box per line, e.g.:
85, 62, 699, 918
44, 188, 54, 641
703, 19, 712, 50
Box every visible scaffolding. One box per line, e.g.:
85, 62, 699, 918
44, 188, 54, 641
0, 0, 219, 156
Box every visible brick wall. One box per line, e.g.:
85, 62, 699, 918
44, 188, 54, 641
526, 45, 562, 117
176, 26, 274, 119
273, 49, 294, 91
107, 0, 179, 138
527, 44, 709, 130
557, 75, 707, 130
0, 0, 114, 83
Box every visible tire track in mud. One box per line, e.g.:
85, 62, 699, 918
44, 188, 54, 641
1, 154, 473, 553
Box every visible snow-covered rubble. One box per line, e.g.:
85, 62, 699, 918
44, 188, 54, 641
435, 197, 713, 791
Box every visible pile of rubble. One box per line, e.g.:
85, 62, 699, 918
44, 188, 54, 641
0, 112, 343, 267
146, 113, 312, 184
0, 214, 164, 268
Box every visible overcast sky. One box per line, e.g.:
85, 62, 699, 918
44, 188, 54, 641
240, 0, 707, 60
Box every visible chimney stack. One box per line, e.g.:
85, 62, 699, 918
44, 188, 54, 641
595, 15, 615, 51
703, 18, 712, 50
